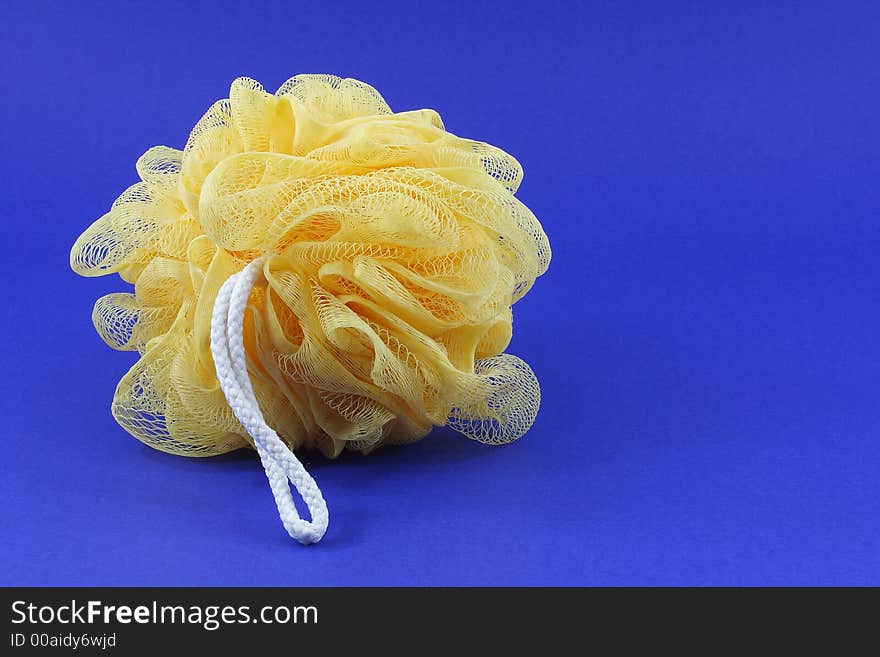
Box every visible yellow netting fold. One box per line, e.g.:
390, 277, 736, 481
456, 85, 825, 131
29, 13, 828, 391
70, 74, 550, 458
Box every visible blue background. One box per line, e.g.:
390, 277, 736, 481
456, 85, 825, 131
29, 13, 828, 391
2, 1, 878, 585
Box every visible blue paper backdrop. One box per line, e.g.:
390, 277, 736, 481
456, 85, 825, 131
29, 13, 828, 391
2, 1, 878, 585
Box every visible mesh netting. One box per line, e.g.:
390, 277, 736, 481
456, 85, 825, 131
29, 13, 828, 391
70, 75, 551, 458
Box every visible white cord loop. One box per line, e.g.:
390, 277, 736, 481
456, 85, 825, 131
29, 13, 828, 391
210, 257, 329, 545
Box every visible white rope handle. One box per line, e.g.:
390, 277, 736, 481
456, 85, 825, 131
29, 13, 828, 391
210, 257, 329, 545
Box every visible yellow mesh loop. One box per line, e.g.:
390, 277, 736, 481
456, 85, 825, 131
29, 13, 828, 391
70, 74, 551, 458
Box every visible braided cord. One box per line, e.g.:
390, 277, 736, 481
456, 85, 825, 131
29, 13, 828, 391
210, 257, 329, 545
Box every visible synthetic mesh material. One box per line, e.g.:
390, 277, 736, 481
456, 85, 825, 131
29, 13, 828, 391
70, 75, 551, 458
